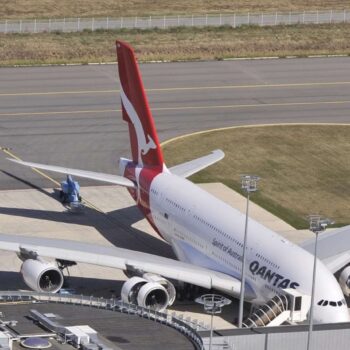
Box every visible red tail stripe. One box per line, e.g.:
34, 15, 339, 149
116, 40, 163, 169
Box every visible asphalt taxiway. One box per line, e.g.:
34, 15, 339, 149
0, 57, 350, 189
0, 57, 349, 329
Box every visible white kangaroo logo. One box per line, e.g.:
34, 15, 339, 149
120, 86, 156, 165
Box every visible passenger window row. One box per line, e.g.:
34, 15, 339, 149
256, 253, 279, 269
193, 214, 244, 248
165, 197, 186, 212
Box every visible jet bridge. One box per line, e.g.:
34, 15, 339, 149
243, 289, 311, 327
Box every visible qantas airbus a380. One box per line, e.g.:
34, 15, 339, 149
1, 41, 350, 324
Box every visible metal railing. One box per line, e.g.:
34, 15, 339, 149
0, 10, 349, 33
0, 291, 204, 350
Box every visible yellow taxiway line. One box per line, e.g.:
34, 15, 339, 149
0, 147, 61, 186
160, 123, 350, 146
0, 147, 103, 213
1, 99, 350, 117
1, 81, 350, 97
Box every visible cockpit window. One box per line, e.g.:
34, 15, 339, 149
317, 299, 345, 307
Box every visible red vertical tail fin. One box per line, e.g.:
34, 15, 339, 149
116, 40, 164, 170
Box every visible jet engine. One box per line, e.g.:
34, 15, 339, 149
20, 259, 64, 293
339, 266, 350, 297
121, 274, 176, 311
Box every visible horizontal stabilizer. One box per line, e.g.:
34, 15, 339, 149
169, 149, 224, 178
7, 158, 135, 188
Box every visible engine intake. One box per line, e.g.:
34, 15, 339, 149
21, 259, 64, 293
121, 274, 175, 311
137, 282, 169, 310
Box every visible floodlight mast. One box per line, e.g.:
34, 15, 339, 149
307, 215, 333, 350
195, 294, 231, 350
238, 175, 260, 328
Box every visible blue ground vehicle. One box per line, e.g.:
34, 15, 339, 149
59, 175, 82, 204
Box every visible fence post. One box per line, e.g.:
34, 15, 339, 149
106, 17, 109, 30
289, 11, 291, 24
134, 16, 137, 28
19, 19, 22, 33
275, 11, 278, 25
177, 15, 180, 26
5, 19, 7, 34
34, 18, 37, 33
317, 10, 319, 24
120, 17, 123, 29
219, 13, 222, 25
77, 17, 80, 31
264, 333, 269, 350
248, 12, 250, 25
91, 17, 94, 31
261, 12, 264, 26
63, 17, 66, 32
149, 16, 151, 28
344, 9, 347, 22
191, 14, 194, 26
330, 10, 333, 23
163, 15, 166, 29
302, 11, 305, 24
49, 18, 51, 32
206, 14, 208, 26
233, 13, 236, 28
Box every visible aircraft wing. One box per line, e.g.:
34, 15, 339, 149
169, 149, 224, 178
300, 225, 350, 273
7, 159, 135, 188
0, 233, 242, 297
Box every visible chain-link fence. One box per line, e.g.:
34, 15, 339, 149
0, 10, 349, 33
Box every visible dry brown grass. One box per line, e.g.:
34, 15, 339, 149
162, 125, 350, 228
1, 23, 350, 66
0, 1, 349, 19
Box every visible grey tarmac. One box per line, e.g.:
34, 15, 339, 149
0, 57, 349, 328
0, 57, 350, 190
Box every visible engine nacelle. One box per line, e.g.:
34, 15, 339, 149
339, 266, 350, 297
142, 273, 176, 306
20, 259, 64, 293
121, 274, 176, 311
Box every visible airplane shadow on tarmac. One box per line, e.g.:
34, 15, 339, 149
0, 205, 175, 258
0, 271, 124, 297
0, 171, 175, 259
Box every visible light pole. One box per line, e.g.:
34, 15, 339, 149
306, 215, 333, 350
238, 174, 260, 328
195, 294, 231, 350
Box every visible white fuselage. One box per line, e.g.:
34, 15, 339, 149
148, 172, 349, 323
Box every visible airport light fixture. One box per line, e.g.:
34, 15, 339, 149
195, 294, 231, 350
238, 175, 260, 328
307, 215, 334, 350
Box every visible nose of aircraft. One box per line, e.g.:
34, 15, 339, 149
314, 304, 350, 324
